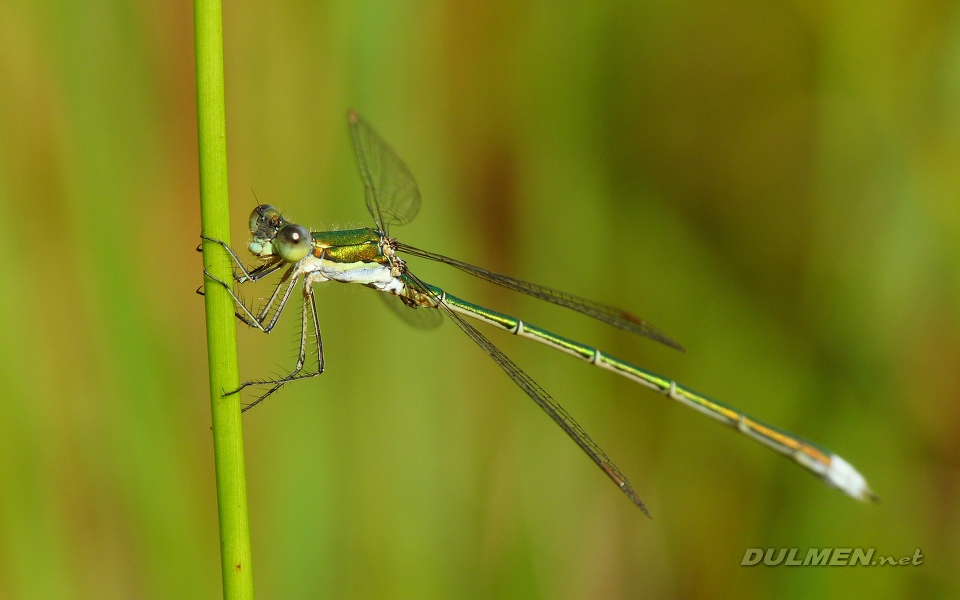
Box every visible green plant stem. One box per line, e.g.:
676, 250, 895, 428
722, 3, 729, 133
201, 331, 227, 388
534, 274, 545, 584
194, 0, 255, 597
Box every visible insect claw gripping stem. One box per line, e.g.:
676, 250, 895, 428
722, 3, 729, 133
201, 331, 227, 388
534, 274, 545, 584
202, 268, 266, 330
201, 234, 259, 283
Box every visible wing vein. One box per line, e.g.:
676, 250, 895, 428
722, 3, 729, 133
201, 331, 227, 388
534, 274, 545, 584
398, 243, 684, 351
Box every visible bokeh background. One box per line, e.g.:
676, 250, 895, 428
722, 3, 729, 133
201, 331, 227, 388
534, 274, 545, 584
1, 0, 958, 598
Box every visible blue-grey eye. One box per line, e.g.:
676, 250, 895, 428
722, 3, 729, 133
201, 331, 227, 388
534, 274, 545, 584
275, 224, 311, 262
249, 205, 281, 234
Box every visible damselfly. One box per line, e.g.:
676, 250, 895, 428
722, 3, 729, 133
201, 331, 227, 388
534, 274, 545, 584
201, 111, 876, 514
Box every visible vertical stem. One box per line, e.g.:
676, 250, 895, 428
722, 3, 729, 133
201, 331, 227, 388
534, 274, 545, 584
194, 0, 255, 597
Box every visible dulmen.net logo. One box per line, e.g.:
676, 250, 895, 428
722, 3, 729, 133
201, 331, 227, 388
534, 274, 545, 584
741, 548, 924, 567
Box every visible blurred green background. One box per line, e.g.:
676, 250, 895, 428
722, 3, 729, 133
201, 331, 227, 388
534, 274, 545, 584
1, 0, 958, 598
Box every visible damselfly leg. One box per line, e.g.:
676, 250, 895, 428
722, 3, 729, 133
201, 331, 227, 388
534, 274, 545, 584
202, 237, 325, 410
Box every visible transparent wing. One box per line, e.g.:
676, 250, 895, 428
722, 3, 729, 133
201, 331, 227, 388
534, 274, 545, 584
380, 292, 444, 329
397, 243, 684, 351
403, 271, 650, 515
348, 111, 421, 233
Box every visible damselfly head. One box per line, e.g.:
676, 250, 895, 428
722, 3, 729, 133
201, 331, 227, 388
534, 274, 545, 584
247, 204, 288, 258
249, 204, 286, 236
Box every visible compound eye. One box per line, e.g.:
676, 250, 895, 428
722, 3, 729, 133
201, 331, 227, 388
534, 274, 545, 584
275, 224, 311, 262
249, 205, 281, 234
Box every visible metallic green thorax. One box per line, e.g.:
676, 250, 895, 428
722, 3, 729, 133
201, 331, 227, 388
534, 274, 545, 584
311, 228, 387, 265
306, 228, 435, 308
